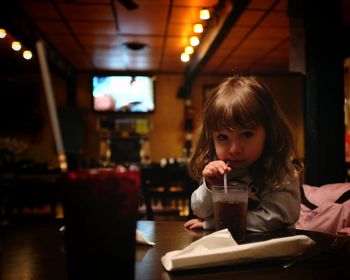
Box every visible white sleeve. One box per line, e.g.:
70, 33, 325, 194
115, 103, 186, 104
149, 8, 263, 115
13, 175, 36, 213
190, 179, 214, 220
247, 174, 301, 232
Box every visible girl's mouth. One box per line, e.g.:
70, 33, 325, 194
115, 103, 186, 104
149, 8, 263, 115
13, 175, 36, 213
230, 160, 246, 166
229, 159, 243, 163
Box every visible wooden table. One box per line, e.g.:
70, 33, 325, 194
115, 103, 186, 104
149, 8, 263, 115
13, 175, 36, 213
1, 220, 350, 280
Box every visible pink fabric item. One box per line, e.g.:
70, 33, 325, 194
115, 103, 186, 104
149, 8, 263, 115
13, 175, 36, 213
295, 183, 350, 236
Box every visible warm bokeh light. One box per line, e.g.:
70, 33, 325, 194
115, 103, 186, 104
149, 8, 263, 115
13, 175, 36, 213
23, 50, 33, 60
12, 41, 22, 51
0, 28, 6, 38
193, 23, 203, 33
184, 46, 194, 54
189, 36, 200, 47
200, 9, 210, 20
181, 53, 190, 62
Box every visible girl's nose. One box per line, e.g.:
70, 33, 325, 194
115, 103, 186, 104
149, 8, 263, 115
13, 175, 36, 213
228, 142, 242, 155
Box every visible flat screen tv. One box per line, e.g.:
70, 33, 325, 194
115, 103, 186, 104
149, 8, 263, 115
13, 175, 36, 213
91, 75, 155, 114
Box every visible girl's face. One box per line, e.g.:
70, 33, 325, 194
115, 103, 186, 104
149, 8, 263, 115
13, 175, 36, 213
212, 125, 266, 170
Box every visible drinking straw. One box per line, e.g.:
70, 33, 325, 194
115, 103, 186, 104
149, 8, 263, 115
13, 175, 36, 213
36, 40, 68, 172
224, 172, 228, 193
223, 161, 229, 193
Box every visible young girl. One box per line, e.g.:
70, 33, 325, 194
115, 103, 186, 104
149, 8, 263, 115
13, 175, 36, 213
184, 75, 302, 232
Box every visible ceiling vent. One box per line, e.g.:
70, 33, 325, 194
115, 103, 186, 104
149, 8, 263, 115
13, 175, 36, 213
117, 0, 139, 10
123, 42, 148, 51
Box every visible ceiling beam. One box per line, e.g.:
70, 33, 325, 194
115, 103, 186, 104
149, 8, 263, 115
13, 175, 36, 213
178, 0, 250, 98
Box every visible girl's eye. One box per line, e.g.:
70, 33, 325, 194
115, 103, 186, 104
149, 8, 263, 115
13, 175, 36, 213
242, 131, 254, 138
217, 134, 228, 141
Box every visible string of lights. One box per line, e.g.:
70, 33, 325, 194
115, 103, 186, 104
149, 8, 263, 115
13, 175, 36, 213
0, 28, 33, 60
180, 8, 211, 63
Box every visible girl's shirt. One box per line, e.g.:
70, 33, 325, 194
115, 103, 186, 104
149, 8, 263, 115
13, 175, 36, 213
190, 168, 301, 232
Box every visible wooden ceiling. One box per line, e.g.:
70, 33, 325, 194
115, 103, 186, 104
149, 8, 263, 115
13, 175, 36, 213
1, 0, 349, 75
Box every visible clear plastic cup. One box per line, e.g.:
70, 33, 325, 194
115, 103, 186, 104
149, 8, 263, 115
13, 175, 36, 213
212, 183, 248, 242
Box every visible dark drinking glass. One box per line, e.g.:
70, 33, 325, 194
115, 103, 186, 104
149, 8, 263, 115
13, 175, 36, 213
62, 168, 140, 279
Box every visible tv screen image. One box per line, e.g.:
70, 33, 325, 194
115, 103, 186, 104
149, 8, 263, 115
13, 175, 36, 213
92, 75, 155, 113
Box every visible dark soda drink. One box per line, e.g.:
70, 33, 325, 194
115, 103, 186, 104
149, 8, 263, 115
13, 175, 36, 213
212, 184, 248, 243
213, 201, 248, 242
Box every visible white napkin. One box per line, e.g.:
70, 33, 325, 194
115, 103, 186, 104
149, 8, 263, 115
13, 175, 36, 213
161, 229, 315, 271
136, 229, 155, 246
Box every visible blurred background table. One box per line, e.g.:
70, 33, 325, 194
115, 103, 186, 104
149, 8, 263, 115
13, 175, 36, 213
0, 171, 62, 220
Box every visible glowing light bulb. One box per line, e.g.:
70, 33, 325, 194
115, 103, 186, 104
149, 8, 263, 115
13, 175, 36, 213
190, 36, 200, 47
184, 46, 194, 54
23, 50, 33, 60
193, 23, 203, 33
181, 53, 190, 62
0, 29, 6, 38
200, 9, 210, 20
12, 41, 22, 51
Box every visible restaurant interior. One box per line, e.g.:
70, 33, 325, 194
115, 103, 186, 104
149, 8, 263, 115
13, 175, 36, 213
0, 0, 349, 222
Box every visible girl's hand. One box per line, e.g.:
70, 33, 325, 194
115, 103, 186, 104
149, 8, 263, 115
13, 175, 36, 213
202, 160, 231, 187
184, 218, 204, 230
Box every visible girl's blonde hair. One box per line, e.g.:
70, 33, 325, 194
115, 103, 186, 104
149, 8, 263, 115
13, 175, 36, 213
189, 75, 300, 190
